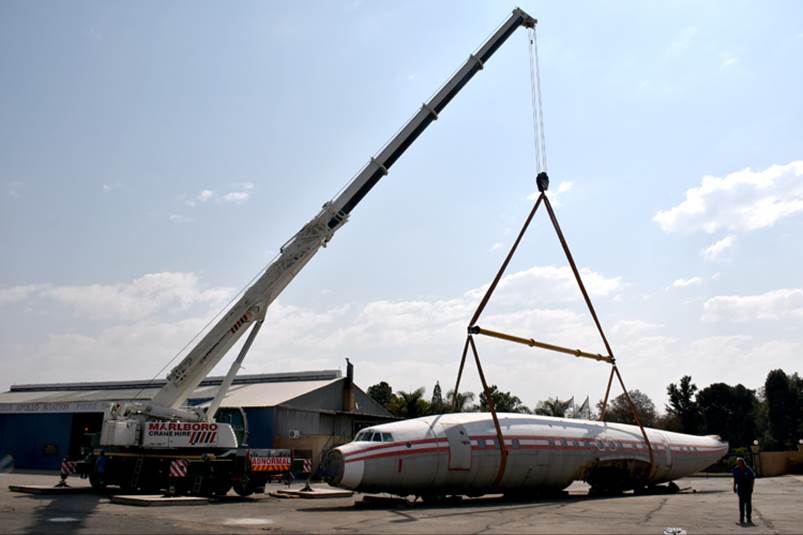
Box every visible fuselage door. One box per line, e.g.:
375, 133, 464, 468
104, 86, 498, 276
662, 435, 673, 468
442, 423, 471, 471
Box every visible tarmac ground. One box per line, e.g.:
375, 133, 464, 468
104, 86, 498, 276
2, 471, 802, 534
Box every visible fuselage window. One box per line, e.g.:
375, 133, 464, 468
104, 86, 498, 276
355, 431, 368, 442
372, 432, 383, 442
382, 432, 393, 442
478, 439, 486, 448
512, 438, 520, 449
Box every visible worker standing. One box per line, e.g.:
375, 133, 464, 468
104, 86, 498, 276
732, 457, 755, 525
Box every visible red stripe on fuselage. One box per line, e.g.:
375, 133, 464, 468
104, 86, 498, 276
345, 446, 449, 463
343, 433, 723, 463
343, 437, 446, 459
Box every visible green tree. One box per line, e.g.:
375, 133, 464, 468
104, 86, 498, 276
666, 375, 701, 434
388, 388, 431, 419
597, 389, 657, 427
534, 397, 570, 417
367, 381, 394, 409
479, 385, 529, 413
430, 381, 445, 413
697, 383, 758, 449
446, 390, 477, 412
765, 369, 797, 450
792, 373, 803, 440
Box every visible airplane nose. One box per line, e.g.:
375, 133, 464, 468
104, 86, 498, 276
321, 448, 345, 486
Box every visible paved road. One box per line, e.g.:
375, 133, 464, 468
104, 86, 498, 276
2, 472, 802, 534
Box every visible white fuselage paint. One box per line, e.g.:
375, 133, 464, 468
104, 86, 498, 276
326, 413, 728, 496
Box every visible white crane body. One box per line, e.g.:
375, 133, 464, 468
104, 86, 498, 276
100, 7, 536, 451
76, 8, 539, 495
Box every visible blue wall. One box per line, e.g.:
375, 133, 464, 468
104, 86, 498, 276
0, 413, 73, 470
244, 408, 273, 448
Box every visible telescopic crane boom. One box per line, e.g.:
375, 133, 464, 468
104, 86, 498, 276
108, 7, 537, 434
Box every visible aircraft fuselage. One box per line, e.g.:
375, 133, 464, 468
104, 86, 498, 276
322, 413, 727, 496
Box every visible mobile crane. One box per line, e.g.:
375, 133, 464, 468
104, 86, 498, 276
70, 7, 538, 496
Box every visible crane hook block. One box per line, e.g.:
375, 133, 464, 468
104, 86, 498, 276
536, 171, 549, 193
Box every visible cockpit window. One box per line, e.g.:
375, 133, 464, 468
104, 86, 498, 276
354, 430, 393, 443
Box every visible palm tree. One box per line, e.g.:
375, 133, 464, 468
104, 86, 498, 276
391, 388, 430, 418
534, 397, 570, 417
446, 390, 477, 413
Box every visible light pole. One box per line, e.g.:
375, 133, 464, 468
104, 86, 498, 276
750, 439, 761, 477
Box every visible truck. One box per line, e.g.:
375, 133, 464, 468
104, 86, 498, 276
64, 7, 539, 496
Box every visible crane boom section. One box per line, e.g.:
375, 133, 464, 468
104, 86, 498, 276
150, 7, 536, 412
326, 8, 535, 225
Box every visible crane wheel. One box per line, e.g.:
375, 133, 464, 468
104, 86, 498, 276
233, 482, 254, 497
89, 473, 107, 490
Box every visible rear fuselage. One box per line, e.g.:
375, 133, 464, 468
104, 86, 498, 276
322, 413, 727, 496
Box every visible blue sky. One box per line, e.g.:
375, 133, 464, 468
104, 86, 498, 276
2, 1, 802, 410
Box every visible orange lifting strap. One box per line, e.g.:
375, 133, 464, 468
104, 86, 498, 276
451, 190, 655, 488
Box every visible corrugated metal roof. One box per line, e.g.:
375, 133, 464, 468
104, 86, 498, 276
0, 372, 343, 413
200, 380, 341, 408
9, 370, 341, 392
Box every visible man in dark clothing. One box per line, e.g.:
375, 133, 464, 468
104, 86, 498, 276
733, 457, 755, 524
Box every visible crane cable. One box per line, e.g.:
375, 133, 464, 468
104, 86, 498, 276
528, 27, 547, 174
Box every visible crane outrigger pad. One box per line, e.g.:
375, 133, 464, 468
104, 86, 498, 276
451, 190, 656, 486
110, 494, 208, 507
9, 484, 97, 495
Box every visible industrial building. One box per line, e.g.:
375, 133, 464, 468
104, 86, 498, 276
0, 365, 392, 471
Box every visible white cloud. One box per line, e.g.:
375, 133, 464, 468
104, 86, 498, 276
185, 185, 253, 208
7, 181, 22, 199
720, 55, 738, 70
220, 183, 255, 204
0, 284, 50, 306
169, 214, 194, 224
40, 272, 233, 321
222, 191, 251, 204
672, 276, 702, 288
702, 234, 735, 261
490, 242, 503, 251
665, 26, 699, 58
527, 180, 574, 205
557, 181, 574, 194
5, 267, 803, 411
465, 265, 622, 307
654, 161, 803, 234
703, 288, 803, 322
611, 320, 663, 336
101, 182, 121, 192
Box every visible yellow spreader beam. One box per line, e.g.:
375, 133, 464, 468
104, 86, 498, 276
469, 326, 614, 364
